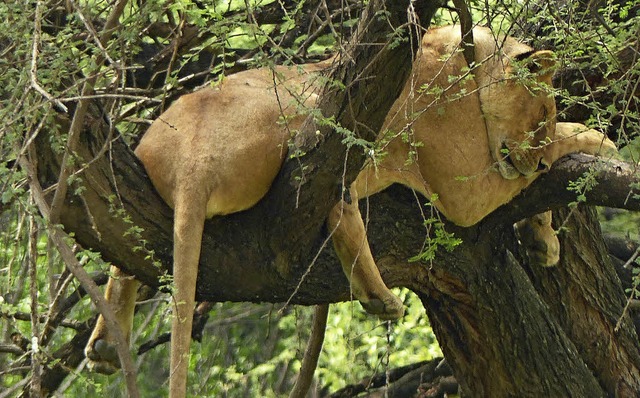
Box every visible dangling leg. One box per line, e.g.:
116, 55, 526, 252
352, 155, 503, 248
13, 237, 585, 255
327, 164, 417, 320
85, 265, 140, 374
516, 122, 618, 267
168, 187, 207, 398
328, 199, 403, 319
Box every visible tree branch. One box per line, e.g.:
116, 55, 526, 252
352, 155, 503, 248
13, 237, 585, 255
49, 0, 129, 224
452, 0, 474, 66
36, 0, 444, 303
19, 153, 141, 398
490, 153, 640, 226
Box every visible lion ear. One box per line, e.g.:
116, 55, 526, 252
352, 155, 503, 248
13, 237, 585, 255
518, 50, 556, 80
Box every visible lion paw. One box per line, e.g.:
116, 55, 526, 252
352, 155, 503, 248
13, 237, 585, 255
514, 213, 560, 267
521, 235, 560, 267
361, 294, 404, 320
583, 131, 618, 158
85, 338, 120, 375
556, 122, 619, 159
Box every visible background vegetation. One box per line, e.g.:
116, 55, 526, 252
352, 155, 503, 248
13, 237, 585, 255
1, 0, 639, 396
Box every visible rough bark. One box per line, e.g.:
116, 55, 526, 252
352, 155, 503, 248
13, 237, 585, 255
411, 217, 604, 395
526, 207, 640, 396
367, 186, 640, 396
491, 153, 640, 225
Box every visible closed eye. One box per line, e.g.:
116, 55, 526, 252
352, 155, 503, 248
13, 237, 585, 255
532, 106, 550, 144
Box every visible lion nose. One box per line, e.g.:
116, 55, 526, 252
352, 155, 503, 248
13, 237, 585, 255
537, 158, 550, 172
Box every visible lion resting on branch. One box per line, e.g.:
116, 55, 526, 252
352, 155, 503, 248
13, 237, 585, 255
85, 25, 616, 397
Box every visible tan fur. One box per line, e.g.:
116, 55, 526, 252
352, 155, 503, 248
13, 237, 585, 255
85, 266, 140, 374
514, 122, 618, 266
85, 25, 617, 397
515, 211, 560, 266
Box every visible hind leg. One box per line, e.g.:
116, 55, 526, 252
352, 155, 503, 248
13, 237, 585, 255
168, 188, 207, 398
85, 265, 140, 374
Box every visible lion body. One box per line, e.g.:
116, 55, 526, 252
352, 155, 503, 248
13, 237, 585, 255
86, 25, 617, 397
136, 62, 327, 217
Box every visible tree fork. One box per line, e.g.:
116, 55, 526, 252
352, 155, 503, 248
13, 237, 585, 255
367, 188, 606, 396
361, 180, 640, 395
526, 207, 640, 395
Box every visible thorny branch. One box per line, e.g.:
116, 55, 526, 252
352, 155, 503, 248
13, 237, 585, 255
29, 1, 68, 112
48, 0, 129, 225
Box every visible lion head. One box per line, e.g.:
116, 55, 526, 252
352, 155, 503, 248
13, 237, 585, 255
471, 29, 558, 180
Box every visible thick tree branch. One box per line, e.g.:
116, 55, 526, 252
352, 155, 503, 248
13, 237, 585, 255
264, 0, 440, 280
490, 153, 640, 226
522, 207, 640, 395
36, 0, 444, 303
452, 0, 474, 66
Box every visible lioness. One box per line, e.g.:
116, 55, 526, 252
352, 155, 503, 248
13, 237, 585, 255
85, 25, 616, 397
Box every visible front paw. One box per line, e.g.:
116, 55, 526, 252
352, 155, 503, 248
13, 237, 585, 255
598, 136, 618, 158
556, 122, 618, 158
585, 131, 618, 158
515, 213, 560, 267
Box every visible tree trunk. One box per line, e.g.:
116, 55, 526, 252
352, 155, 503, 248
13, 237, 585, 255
362, 184, 640, 397
526, 207, 640, 396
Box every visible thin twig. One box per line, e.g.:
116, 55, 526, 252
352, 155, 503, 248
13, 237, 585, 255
0, 310, 85, 330
59, 93, 162, 102
28, 197, 42, 397
71, 1, 119, 67
0, 377, 29, 398
622, 245, 640, 270
41, 272, 79, 345
29, 0, 68, 112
